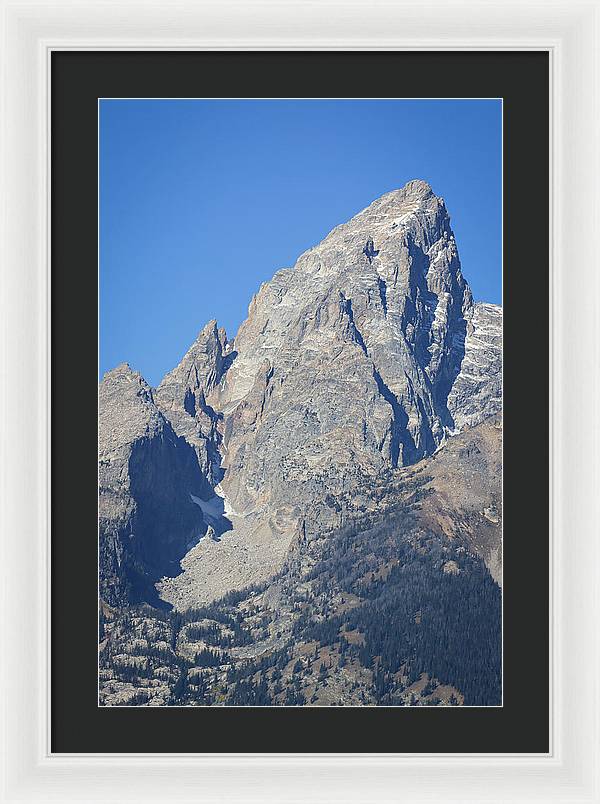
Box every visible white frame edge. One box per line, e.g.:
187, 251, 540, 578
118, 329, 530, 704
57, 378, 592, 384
1, 0, 598, 802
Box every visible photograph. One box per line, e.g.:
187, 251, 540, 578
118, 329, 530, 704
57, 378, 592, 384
98, 98, 503, 708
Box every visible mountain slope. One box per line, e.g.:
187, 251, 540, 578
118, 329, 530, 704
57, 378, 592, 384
100, 415, 502, 706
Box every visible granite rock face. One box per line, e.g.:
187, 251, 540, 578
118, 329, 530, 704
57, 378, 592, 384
447, 302, 502, 430
99, 180, 503, 610
154, 320, 232, 486
214, 179, 475, 525
98, 363, 212, 607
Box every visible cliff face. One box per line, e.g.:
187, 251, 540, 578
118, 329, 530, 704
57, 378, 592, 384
98, 363, 211, 607
99, 180, 502, 610
213, 181, 474, 515
447, 302, 502, 430
154, 320, 231, 486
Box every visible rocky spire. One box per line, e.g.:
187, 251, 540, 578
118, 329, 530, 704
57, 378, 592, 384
154, 320, 230, 484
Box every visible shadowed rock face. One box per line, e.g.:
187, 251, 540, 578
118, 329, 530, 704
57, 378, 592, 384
99, 180, 502, 609
154, 320, 232, 486
98, 364, 212, 607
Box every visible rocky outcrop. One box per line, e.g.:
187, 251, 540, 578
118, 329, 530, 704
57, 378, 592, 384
447, 302, 502, 430
419, 414, 502, 584
154, 320, 231, 485
99, 363, 212, 607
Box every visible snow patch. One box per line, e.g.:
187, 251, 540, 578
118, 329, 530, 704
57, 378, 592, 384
190, 492, 226, 523
213, 484, 238, 520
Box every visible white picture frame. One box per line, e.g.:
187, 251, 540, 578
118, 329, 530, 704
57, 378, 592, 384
1, 0, 598, 801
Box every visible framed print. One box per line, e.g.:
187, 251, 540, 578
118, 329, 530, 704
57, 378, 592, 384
97, 95, 505, 712
1, 1, 599, 802
55, 50, 547, 753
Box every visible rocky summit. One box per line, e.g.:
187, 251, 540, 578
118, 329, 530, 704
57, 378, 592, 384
99, 180, 503, 706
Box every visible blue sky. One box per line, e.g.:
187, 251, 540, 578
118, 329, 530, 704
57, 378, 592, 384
100, 99, 501, 386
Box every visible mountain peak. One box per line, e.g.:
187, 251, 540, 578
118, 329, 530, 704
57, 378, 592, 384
101, 361, 149, 389
155, 317, 229, 463
99, 362, 162, 459
199, 318, 219, 339
402, 178, 434, 196
152, 178, 501, 610
100, 176, 503, 705
99, 181, 503, 677
360, 179, 436, 212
